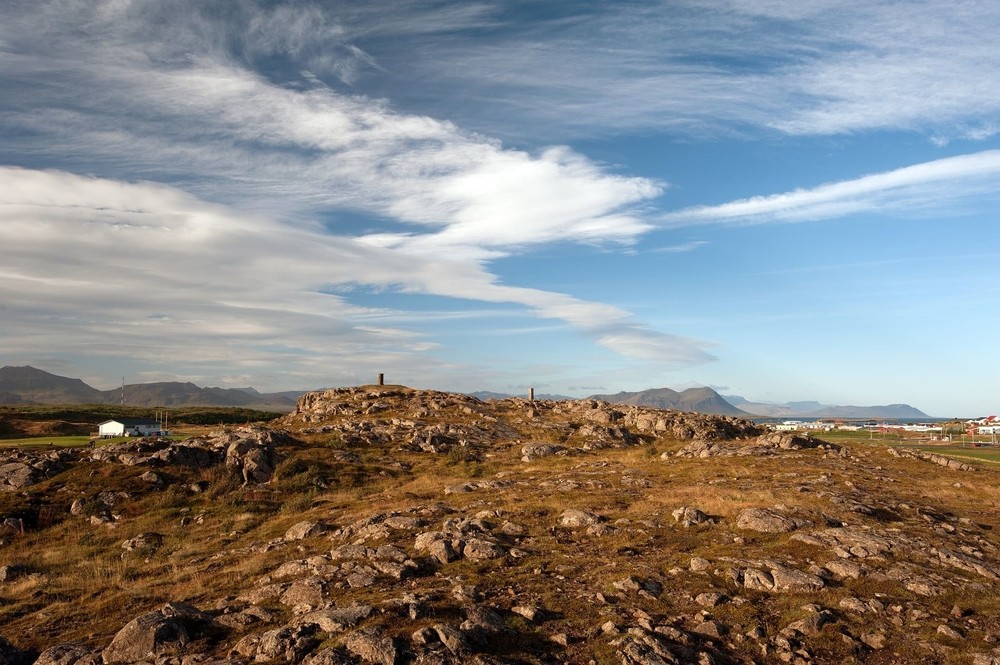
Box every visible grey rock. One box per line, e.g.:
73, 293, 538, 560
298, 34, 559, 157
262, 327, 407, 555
520, 443, 565, 461
280, 577, 327, 610
769, 564, 826, 592
102, 602, 214, 664
694, 592, 725, 607
742, 568, 775, 592
432, 625, 470, 654
689, 557, 711, 572
511, 605, 542, 622
460, 606, 506, 643
463, 538, 504, 560
301, 647, 356, 665
692, 620, 725, 639
860, 632, 887, 649
121, 532, 164, 553
937, 624, 964, 640
344, 627, 397, 665
735, 508, 808, 533
824, 559, 863, 579
427, 540, 460, 565
285, 521, 330, 541
671, 507, 711, 527
232, 625, 319, 663
0, 462, 40, 491
296, 605, 373, 632
559, 509, 601, 527
33, 643, 100, 665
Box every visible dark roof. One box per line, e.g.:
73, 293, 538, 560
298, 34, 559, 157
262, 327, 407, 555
99, 418, 159, 427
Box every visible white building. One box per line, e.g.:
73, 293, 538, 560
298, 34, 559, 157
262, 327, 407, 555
97, 418, 161, 438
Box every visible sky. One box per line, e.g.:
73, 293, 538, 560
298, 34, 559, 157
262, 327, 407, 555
1, 0, 998, 417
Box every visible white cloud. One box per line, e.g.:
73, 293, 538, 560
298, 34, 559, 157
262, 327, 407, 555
654, 241, 709, 253
0, 167, 714, 388
659, 150, 1000, 227
0, 1, 720, 388
0, 3, 662, 252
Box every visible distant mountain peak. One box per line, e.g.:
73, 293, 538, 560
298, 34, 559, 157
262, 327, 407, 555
721, 393, 929, 419
587, 386, 748, 417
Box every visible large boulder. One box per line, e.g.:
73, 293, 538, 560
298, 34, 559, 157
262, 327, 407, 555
220, 429, 287, 484
232, 625, 319, 663
101, 602, 215, 664
344, 627, 397, 665
0, 463, 37, 491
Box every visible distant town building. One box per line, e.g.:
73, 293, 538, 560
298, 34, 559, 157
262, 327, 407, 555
97, 418, 160, 438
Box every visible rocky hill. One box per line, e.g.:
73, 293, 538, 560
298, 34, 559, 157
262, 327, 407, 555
0, 365, 105, 404
0, 385, 998, 664
589, 387, 749, 417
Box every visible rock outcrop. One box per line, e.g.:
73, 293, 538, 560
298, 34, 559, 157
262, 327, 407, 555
0, 385, 998, 664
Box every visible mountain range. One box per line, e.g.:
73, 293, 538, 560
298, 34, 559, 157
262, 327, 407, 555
0, 366, 299, 411
481, 386, 930, 419
722, 394, 930, 419
1, 366, 932, 418
587, 386, 748, 416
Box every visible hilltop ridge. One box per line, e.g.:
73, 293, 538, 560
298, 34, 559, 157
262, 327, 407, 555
0, 384, 997, 664
1, 366, 934, 419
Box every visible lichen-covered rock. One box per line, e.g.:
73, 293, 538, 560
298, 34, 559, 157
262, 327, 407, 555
520, 443, 565, 461
559, 509, 601, 527
736, 508, 808, 533
0, 450, 69, 491
463, 538, 504, 560
285, 521, 330, 541
102, 602, 215, 664
295, 605, 373, 633
121, 532, 164, 554
33, 643, 100, 665
232, 624, 319, 663
671, 507, 712, 527
344, 627, 397, 665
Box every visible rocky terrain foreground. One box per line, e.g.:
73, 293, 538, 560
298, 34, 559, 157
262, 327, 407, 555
1, 386, 1000, 665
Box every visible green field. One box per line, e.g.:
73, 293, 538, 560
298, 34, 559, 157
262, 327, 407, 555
908, 443, 1000, 464
0, 435, 97, 448
0, 434, 189, 448
814, 430, 908, 444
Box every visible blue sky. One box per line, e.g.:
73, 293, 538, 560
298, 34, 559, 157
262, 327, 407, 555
1, 1, 998, 416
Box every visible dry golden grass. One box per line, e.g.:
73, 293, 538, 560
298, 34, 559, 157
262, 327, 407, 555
3, 397, 1000, 664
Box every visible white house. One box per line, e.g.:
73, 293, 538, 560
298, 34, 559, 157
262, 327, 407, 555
98, 418, 161, 438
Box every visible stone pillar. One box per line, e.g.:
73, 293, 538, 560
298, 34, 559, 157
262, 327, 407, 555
377, 373, 384, 386
529, 387, 535, 401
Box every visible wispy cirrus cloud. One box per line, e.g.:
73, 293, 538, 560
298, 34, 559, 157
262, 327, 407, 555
0, 1, 661, 252
653, 241, 709, 254
659, 150, 1000, 227
355, 0, 1000, 141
